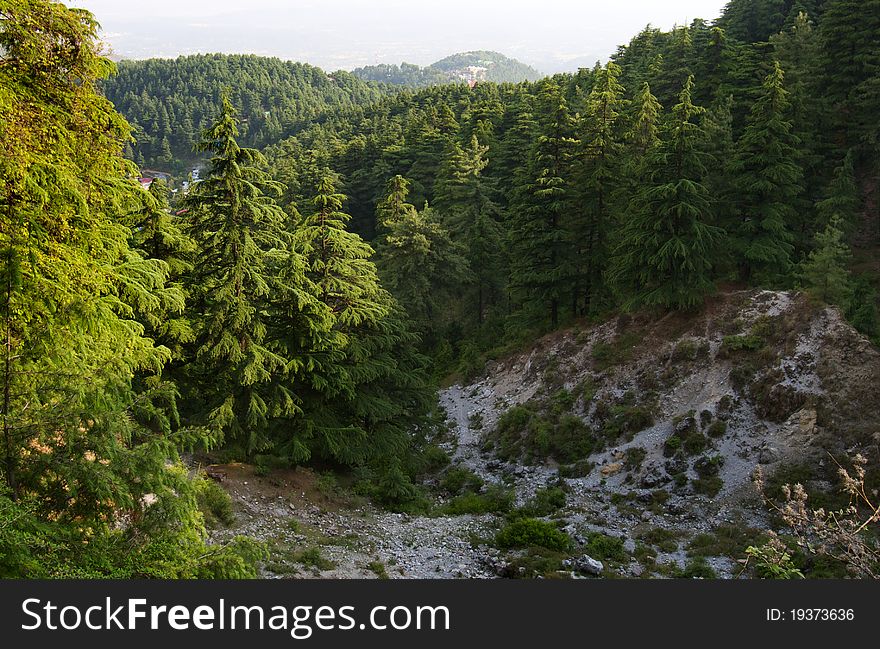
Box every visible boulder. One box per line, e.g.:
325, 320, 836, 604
600, 462, 623, 477
563, 555, 604, 576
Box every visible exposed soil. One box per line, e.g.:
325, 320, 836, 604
207, 290, 880, 579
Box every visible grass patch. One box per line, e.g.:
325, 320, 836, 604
624, 446, 647, 471
501, 548, 569, 579
519, 485, 567, 517
592, 331, 640, 371
635, 527, 680, 553
367, 560, 389, 579
687, 523, 765, 558
706, 420, 727, 438
295, 547, 336, 571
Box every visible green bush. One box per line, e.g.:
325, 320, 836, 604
694, 455, 724, 478
420, 444, 451, 473
692, 475, 723, 497
687, 524, 764, 558
558, 460, 594, 478
585, 532, 627, 562
624, 446, 647, 470
495, 518, 571, 551
663, 435, 682, 457
721, 333, 764, 354
195, 477, 235, 527
501, 548, 568, 579
636, 527, 680, 553
602, 405, 654, 442
706, 420, 727, 438
440, 466, 484, 495
677, 557, 717, 578
492, 403, 595, 464
520, 485, 567, 517
442, 485, 514, 515
592, 332, 640, 371
683, 432, 708, 455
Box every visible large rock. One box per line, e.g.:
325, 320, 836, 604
600, 462, 623, 477
563, 555, 604, 576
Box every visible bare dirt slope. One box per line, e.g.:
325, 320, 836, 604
208, 290, 880, 578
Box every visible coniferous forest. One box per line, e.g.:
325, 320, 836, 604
2, 0, 879, 579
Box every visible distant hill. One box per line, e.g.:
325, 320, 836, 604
101, 53, 389, 172
352, 50, 544, 87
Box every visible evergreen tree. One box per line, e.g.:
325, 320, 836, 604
125, 179, 195, 358
800, 215, 853, 305
611, 76, 724, 310
0, 0, 255, 578
573, 61, 626, 314
819, 0, 880, 148
729, 62, 803, 283
376, 175, 415, 231
509, 81, 578, 328
183, 95, 291, 453
374, 178, 467, 337
626, 81, 663, 157
291, 174, 431, 468
815, 150, 860, 234
434, 136, 504, 325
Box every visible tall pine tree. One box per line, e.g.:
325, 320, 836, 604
508, 80, 578, 328
611, 76, 724, 309
729, 62, 803, 284
183, 95, 292, 453
573, 61, 626, 314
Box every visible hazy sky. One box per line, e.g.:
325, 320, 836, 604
68, 0, 729, 73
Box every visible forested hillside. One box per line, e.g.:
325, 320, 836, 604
2, 0, 879, 580
100, 54, 390, 171
352, 51, 544, 87
264, 3, 880, 375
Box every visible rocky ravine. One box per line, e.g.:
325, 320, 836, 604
209, 290, 880, 578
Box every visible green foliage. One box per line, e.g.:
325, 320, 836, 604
799, 214, 853, 306
491, 402, 595, 464
495, 518, 571, 551
295, 547, 336, 571
624, 446, 648, 470
442, 486, 514, 515
182, 94, 303, 453
500, 548, 569, 579
611, 76, 724, 310
729, 62, 802, 284
195, 477, 235, 527
584, 532, 627, 562
706, 420, 728, 438
440, 466, 484, 495
102, 54, 387, 170
722, 333, 764, 353
675, 557, 717, 579
591, 332, 640, 370
367, 559, 390, 579
745, 543, 805, 579
687, 523, 765, 558
635, 527, 681, 553
519, 485, 568, 517
692, 475, 723, 496
375, 176, 468, 340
